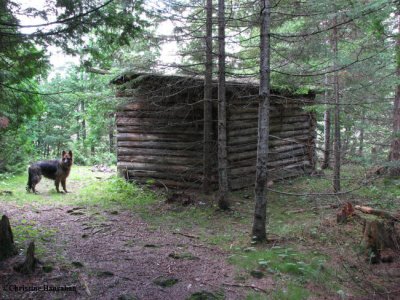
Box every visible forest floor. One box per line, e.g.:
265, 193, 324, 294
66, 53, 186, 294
0, 165, 400, 299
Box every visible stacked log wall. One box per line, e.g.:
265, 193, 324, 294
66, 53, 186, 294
116, 77, 212, 189
115, 74, 315, 190
227, 93, 316, 190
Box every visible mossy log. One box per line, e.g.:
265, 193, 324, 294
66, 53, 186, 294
0, 215, 17, 261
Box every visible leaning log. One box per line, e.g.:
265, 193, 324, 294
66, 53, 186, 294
0, 215, 17, 261
355, 205, 400, 222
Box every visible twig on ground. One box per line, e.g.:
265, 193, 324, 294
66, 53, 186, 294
223, 282, 267, 293
172, 232, 199, 239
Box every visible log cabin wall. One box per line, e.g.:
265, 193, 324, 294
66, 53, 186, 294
112, 73, 316, 190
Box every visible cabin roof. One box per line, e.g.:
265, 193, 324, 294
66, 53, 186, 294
110, 71, 315, 101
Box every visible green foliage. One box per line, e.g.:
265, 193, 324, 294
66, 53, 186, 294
229, 246, 329, 283
79, 176, 157, 209
0, 125, 37, 175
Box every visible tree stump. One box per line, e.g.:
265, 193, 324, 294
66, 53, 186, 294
14, 241, 38, 274
336, 203, 355, 224
0, 215, 17, 261
362, 220, 400, 264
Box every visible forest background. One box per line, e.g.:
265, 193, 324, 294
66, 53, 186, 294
0, 0, 398, 180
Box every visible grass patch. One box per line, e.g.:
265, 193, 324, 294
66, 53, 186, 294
0, 166, 157, 209
77, 176, 157, 208
229, 246, 329, 284
13, 221, 57, 258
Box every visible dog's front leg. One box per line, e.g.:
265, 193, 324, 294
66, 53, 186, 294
55, 179, 63, 193
61, 179, 68, 193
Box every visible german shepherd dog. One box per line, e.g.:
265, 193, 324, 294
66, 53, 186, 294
27, 151, 73, 193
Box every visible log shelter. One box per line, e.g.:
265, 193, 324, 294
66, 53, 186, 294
111, 72, 316, 190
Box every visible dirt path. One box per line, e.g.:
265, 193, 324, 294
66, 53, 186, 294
0, 171, 265, 299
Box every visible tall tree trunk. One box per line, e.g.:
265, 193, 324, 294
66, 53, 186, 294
203, 0, 214, 194
252, 0, 271, 241
333, 16, 341, 193
321, 74, 331, 169
217, 0, 229, 210
389, 6, 400, 176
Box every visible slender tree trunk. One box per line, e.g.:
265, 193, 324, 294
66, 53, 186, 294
252, 0, 271, 241
321, 74, 331, 169
109, 114, 115, 154
76, 103, 80, 141
358, 109, 365, 156
332, 16, 341, 193
217, 0, 229, 210
389, 6, 400, 176
341, 124, 351, 162
203, 0, 214, 194
81, 100, 86, 141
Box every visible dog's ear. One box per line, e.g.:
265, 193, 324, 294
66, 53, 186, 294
68, 150, 73, 157
62, 150, 66, 157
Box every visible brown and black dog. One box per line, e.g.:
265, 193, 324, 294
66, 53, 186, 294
27, 151, 73, 194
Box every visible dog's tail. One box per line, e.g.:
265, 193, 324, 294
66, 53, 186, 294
26, 168, 32, 192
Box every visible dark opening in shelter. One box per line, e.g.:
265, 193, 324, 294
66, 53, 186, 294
111, 72, 316, 190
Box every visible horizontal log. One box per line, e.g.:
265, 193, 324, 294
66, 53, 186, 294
228, 150, 257, 162
117, 133, 201, 142
130, 177, 201, 189
268, 162, 313, 181
228, 121, 310, 138
117, 140, 202, 150
118, 147, 204, 158
118, 155, 201, 165
269, 135, 310, 148
228, 129, 311, 146
269, 147, 307, 161
127, 170, 207, 182
274, 129, 314, 139
228, 144, 307, 162
229, 100, 306, 108
117, 126, 202, 135
229, 155, 309, 175
229, 165, 256, 177
227, 135, 311, 153
119, 109, 200, 118
228, 109, 309, 120
116, 117, 203, 127
118, 162, 201, 173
